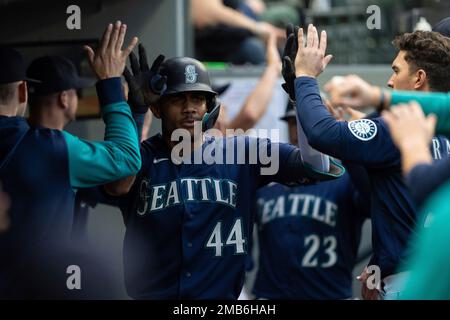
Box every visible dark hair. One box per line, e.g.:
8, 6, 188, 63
393, 31, 450, 92
0, 83, 17, 105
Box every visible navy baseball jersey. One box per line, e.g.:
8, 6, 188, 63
253, 172, 368, 299
111, 133, 344, 299
295, 76, 450, 278
0, 117, 74, 298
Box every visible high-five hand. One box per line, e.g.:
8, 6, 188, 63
295, 24, 333, 78
84, 21, 138, 80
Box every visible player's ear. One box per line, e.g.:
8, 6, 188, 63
58, 91, 69, 110
17, 81, 27, 104
414, 69, 427, 90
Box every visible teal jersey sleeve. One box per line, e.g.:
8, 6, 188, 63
401, 180, 450, 300
391, 90, 450, 136
63, 78, 141, 189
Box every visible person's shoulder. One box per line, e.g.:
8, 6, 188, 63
141, 134, 164, 152
140, 134, 168, 164
21, 123, 66, 142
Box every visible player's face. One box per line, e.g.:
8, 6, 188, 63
287, 117, 298, 146
387, 51, 417, 90
161, 92, 207, 136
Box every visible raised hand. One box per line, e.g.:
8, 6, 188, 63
84, 21, 138, 80
324, 75, 381, 109
295, 24, 333, 78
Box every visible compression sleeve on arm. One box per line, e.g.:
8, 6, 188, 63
63, 77, 141, 189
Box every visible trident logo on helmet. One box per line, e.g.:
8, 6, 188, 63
184, 65, 198, 84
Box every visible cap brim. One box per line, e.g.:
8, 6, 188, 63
25, 77, 42, 84
75, 77, 95, 90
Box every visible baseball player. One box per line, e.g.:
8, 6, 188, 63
96, 50, 345, 299
251, 102, 370, 299
285, 24, 450, 299
0, 21, 143, 298
325, 78, 450, 208
381, 104, 450, 299
24, 55, 95, 241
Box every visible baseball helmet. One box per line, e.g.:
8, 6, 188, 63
159, 57, 220, 131
160, 57, 217, 98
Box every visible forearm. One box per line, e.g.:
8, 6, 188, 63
104, 176, 137, 196
65, 78, 141, 189
258, 141, 344, 187
192, 0, 259, 33
228, 65, 279, 131
295, 77, 347, 158
296, 119, 330, 172
390, 90, 450, 136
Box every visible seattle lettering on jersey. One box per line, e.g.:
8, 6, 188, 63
137, 177, 238, 215
257, 193, 337, 228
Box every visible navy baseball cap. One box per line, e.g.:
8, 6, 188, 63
26, 55, 94, 95
0, 46, 40, 85
433, 17, 450, 37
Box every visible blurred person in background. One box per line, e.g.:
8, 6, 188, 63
213, 32, 282, 133
191, 0, 285, 64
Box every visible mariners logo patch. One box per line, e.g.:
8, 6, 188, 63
184, 65, 198, 84
348, 119, 377, 141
